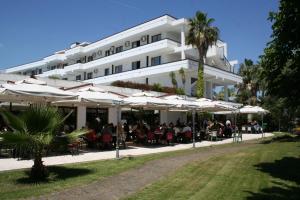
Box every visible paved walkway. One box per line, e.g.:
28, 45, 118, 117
0, 133, 272, 172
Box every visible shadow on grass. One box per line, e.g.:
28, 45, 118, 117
260, 134, 300, 144
246, 156, 300, 200
247, 183, 300, 200
16, 166, 93, 184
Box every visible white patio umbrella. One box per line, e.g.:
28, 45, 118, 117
53, 86, 124, 159
214, 105, 269, 138
239, 105, 269, 114
53, 86, 123, 107
163, 95, 198, 110
239, 105, 269, 137
123, 91, 174, 109
190, 98, 238, 147
0, 81, 77, 103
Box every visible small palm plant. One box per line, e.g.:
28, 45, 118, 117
0, 105, 85, 179
179, 67, 186, 87
169, 71, 178, 88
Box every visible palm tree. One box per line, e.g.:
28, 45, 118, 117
236, 59, 263, 105
186, 11, 219, 98
169, 71, 178, 88
0, 105, 85, 179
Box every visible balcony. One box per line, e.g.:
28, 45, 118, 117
83, 59, 242, 85
83, 59, 197, 84
38, 38, 180, 77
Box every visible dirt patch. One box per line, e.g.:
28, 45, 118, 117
29, 141, 259, 200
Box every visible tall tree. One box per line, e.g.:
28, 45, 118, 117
236, 59, 263, 105
187, 11, 219, 98
260, 0, 300, 108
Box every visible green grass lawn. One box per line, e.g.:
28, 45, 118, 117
0, 134, 299, 200
0, 142, 237, 200
125, 134, 300, 200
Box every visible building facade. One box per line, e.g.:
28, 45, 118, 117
4, 15, 242, 99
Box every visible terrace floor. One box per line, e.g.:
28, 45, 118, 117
0, 133, 272, 172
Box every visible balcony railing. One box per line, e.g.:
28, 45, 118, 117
43, 38, 181, 74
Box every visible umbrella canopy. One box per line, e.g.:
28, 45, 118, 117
0, 82, 77, 103
194, 98, 236, 112
123, 92, 173, 109
163, 95, 198, 110
239, 105, 269, 114
15, 78, 47, 85
52, 86, 123, 107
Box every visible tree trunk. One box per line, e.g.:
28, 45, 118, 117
196, 57, 204, 98
31, 152, 48, 179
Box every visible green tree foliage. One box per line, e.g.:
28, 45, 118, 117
178, 67, 186, 87
169, 71, 178, 88
0, 106, 85, 179
236, 59, 263, 105
187, 11, 219, 98
260, 0, 300, 108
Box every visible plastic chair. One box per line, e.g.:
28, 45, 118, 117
210, 131, 218, 141
147, 132, 155, 144
101, 133, 113, 149
166, 132, 174, 145
184, 131, 192, 143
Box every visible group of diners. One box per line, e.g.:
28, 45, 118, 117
79, 118, 241, 150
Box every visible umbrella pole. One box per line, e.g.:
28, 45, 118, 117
261, 114, 264, 138
116, 105, 120, 159
192, 109, 196, 148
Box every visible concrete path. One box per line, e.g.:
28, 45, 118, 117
0, 133, 272, 172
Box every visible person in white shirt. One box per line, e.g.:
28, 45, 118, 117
182, 124, 191, 133
226, 120, 231, 127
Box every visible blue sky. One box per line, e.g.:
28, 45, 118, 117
0, 0, 278, 69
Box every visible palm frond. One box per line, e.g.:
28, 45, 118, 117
0, 131, 33, 148
21, 105, 62, 135
66, 129, 88, 143
0, 109, 27, 133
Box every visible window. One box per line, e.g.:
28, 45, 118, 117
115, 46, 123, 53
132, 61, 141, 70
87, 56, 93, 62
151, 56, 161, 66
132, 40, 140, 48
38, 69, 42, 74
76, 75, 81, 81
104, 68, 110, 76
115, 65, 123, 73
51, 66, 56, 70
151, 34, 161, 42
105, 50, 110, 56
87, 72, 93, 80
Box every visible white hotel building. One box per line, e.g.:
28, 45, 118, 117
4, 14, 242, 100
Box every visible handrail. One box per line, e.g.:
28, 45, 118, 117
45, 38, 181, 73
187, 58, 239, 75
85, 59, 240, 81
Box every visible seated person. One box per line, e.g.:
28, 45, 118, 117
182, 124, 191, 133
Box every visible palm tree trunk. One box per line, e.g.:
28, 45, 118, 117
196, 56, 205, 98
31, 151, 48, 179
